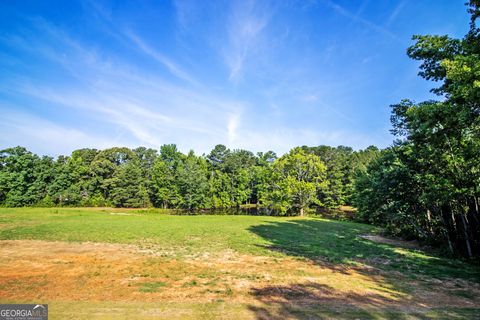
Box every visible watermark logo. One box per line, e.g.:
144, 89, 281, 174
0, 304, 48, 320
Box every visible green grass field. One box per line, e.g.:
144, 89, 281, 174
0, 207, 479, 319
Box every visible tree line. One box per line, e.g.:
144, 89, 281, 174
0, 144, 379, 214
1, 1, 478, 259
353, 1, 480, 258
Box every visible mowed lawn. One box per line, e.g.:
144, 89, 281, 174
0, 208, 479, 319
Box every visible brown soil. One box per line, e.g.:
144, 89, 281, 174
0, 240, 478, 313
360, 234, 420, 249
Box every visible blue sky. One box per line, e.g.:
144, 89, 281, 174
0, 0, 470, 156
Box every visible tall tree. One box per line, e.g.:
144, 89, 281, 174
355, 1, 480, 257
263, 148, 327, 215
151, 144, 183, 208
109, 159, 150, 208
0, 147, 53, 206
176, 151, 209, 209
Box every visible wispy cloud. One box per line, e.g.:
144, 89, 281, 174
0, 0, 402, 156
173, 0, 197, 32
125, 31, 198, 86
86, 2, 200, 86
0, 18, 246, 154
386, 0, 407, 27
0, 108, 120, 155
353, 0, 371, 17
321, 0, 402, 43
231, 127, 383, 154
224, 0, 271, 83
227, 112, 241, 144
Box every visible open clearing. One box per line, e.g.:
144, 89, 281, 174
0, 208, 479, 319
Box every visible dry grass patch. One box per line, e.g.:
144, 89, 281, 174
1, 209, 479, 318
0, 240, 478, 315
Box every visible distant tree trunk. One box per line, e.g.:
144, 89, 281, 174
426, 209, 434, 235
473, 195, 479, 222
300, 207, 304, 216
450, 203, 457, 231
439, 209, 454, 255
460, 211, 473, 258
474, 188, 479, 212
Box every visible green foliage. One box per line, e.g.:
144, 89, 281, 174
300, 145, 380, 208
354, 2, 480, 258
176, 151, 209, 209
109, 160, 150, 208
0, 143, 379, 215
0, 147, 54, 206
36, 194, 54, 207
151, 148, 181, 208
259, 148, 327, 215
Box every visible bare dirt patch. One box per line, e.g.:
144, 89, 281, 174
108, 212, 139, 216
0, 240, 478, 316
360, 234, 420, 249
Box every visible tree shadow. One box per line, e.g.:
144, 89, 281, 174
249, 219, 480, 281
247, 219, 480, 319
248, 282, 417, 320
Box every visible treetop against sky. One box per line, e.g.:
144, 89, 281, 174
0, 0, 470, 156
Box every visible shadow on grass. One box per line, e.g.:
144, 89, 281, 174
249, 219, 480, 281
247, 282, 477, 320
247, 219, 480, 319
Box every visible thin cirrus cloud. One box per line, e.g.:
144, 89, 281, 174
124, 30, 200, 86
224, 0, 271, 83
319, 0, 404, 44
1, 17, 243, 154
0, 108, 119, 155
0, 0, 469, 156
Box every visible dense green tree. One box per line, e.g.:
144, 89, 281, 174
69, 149, 100, 206
224, 149, 256, 206
206, 147, 257, 207
207, 144, 230, 170
0, 147, 53, 206
207, 170, 233, 208
301, 145, 379, 208
89, 147, 136, 202
133, 147, 158, 204
249, 151, 277, 205
256, 151, 277, 166
261, 148, 327, 215
176, 151, 209, 209
48, 155, 82, 206
354, 1, 480, 258
151, 144, 183, 208
1, 144, 377, 215
109, 159, 150, 208
302, 145, 352, 208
